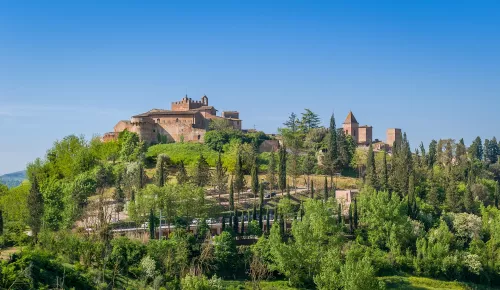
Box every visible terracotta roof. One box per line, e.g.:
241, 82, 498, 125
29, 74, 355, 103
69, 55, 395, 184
343, 111, 358, 124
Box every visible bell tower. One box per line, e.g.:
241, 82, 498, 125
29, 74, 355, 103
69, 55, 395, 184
343, 111, 359, 143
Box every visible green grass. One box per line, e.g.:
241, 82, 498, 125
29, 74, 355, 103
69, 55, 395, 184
223, 280, 300, 289
147, 142, 219, 167
381, 276, 496, 290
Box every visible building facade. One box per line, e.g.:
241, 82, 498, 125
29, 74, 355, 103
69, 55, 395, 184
105, 95, 241, 143
342, 111, 401, 149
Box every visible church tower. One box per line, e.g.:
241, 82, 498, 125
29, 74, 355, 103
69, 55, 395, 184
343, 111, 359, 143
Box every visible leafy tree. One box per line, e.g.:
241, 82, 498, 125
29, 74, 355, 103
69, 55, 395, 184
155, 154, 170, 187
340, 254, 383, 290
213, 231, 237, 277
300, 109, 321, 132
118, 130, 143, 162
353, 198, 358, 229
302, 151, 317, 192
27, 175, 44, 241
193, 153, 211, 187
445, 179, 463, 213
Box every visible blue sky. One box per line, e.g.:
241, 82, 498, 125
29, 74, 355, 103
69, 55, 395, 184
1, 1, 500, 174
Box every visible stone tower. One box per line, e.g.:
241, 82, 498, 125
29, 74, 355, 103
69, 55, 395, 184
386, 128, 402, 146
343, 111, 359, 143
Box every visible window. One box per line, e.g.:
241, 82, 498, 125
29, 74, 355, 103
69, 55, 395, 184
197, 135, 201, 140
176, 118, 179, 122
156, 118, 160, 123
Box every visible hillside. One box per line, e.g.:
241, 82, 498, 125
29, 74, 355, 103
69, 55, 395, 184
0, 170, 26, 188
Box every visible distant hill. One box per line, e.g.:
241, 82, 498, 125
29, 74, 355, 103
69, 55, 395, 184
0, 170, 27, 188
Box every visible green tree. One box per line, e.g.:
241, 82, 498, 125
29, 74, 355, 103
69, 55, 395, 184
278, 145, 287, 195
300, 109, 321, 132
176, 160, 189, 184
27, 175, 44, 242
213, 152, 228, 202
213, 231, 238, 278
267, 150, 277, 190
468, 136, 483, 161
259, 184, 264, 231
240, 211, 245, 235
428, 139, 438, 168
445, 179, 463, 213
234, 151, 245, 202
310, 180, 315, 199
302, 151, 317, 192
251, 157, 259, 200
353, 198, 358, 229
193, 153, 211, 187
324, 113, 339, 188
155, 153, 170, 187
365, 143, 377, 189
380, 150, 389, 191
148, 208, 156, 240
324, 176, 328, 202
229, 179, 235, 211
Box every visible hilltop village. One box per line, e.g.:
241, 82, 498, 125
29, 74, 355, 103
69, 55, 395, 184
104, 94, 402, 152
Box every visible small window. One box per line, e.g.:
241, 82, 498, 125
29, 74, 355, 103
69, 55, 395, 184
176, 118, 179, 122
197, 135, 201, 140
153, 129, 156, 132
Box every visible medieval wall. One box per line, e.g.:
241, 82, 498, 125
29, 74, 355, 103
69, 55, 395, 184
386, 128, 402, 146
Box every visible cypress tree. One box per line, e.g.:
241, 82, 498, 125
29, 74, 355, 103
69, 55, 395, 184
337, 204, 342, 225
280, 214, 285, 236
365, 143, 377, 189
221, 215, 226, 231
310, 180, 315, 199
266, 208, 270, 234
27, 175, 44, 242
138, 163, 144, 189
155, 153, 170, 187
381, 150, 389, 191
234, 151, 245, 203
193, 153, 211, 187
353, 198, 358, 229
348, 204, 353, 234
149, 209, 155, 240
251, 157, 259, 200
286, 185, 291, 199
176, 161, 189, 184
325, 113, 339, 188
240, 212, 245, 235
229, 212, 233, 228
464, 174, 477, 214
278, 145, 287, 195
299, 201, 304, 221
229, 179, 235, 211
233, 209, 239, 233
324, 176, 328, 202
445, 179, 462, 213
214, 152, 228, 202
253, 203, 257, 221
408, 174, 417, 218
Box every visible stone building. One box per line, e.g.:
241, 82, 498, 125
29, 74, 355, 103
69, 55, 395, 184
342, 111, 401, 150
105, 95, 241, 143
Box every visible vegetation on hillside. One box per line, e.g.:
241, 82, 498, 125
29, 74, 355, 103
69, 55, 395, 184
1, 109, 500, 289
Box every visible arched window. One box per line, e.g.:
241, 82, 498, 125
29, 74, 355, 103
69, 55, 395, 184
156, 118, 160, 123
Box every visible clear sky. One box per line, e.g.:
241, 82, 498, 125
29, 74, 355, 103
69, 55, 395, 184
1, 1, 500, 175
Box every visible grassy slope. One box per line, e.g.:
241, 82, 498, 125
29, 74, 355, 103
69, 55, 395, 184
222, 277, 496, 290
